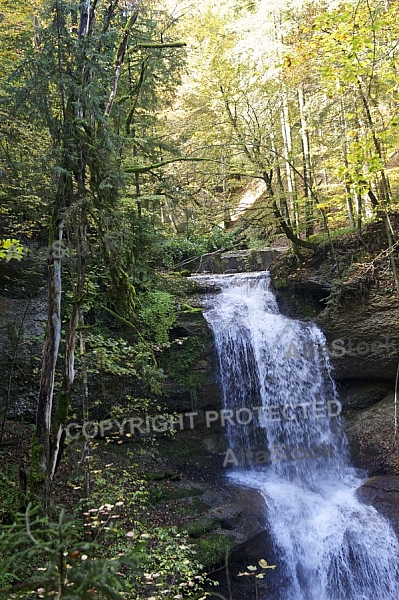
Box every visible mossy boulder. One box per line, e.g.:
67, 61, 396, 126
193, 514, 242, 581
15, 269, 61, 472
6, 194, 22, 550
160, 306, 221, 413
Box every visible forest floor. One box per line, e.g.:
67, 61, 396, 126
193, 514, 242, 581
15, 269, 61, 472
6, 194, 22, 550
0, 420, 270, 598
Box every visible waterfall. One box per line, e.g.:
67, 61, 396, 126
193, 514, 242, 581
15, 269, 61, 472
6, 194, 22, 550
194, 271, 399, 600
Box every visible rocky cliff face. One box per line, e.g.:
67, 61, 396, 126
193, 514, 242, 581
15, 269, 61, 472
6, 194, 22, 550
0, 260, 47, 421
316, 290, 399, 381
191, 247, 277, 274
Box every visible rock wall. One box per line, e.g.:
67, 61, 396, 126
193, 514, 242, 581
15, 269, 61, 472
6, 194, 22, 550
158, 306, 222, 416
193, 248, 277, 274
316, 290, 399, 381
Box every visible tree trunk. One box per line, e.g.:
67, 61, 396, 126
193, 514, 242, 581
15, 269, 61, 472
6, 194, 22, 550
280, 91, 299, 232
339, 97, 355, 228
262, 171, 317, 251
270, 130, 291, 226
298, 86, 313, 237
32, 222, 63, 513
357, 78, 391, 205
49, 219, 86, 484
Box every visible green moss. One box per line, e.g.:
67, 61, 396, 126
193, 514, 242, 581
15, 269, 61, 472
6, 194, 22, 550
149, 484, 204, 503
197, 533, 235, 566
186, 518, 220, 539
56, 390, 69, 422
273, 277, 288, 290
160, 336, 207, 394
160, 272, 199, 297
29, 436, 46, 486
180, 303, 202, 314
182, 496, 209, 516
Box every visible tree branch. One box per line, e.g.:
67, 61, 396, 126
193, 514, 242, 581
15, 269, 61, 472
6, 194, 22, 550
127, 41, 186, 53
125, 157, 209, 174
105, 5, 140, 116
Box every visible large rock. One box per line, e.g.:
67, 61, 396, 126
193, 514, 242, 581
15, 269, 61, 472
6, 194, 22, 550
357, 476, 399, 537
0, 295, 46, 421
343, 392, 399, 474
195, 248, 278, 274
159, 307, 222, 415
317, 290, 399, 381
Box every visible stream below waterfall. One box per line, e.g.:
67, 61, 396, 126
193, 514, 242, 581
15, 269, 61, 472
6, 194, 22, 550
193, 272, 399, 600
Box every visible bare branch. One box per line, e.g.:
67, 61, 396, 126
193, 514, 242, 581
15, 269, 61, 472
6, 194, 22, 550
102, 0, 120, 35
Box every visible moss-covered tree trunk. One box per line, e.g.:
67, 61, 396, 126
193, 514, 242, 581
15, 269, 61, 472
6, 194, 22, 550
31, 224, 63, 513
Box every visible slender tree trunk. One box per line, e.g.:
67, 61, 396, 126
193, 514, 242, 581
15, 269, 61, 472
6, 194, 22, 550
105, 6, 140, 116
280, 91, 299, 232
221, 155, 232, 228
298, 86, 313, 237
355, 185, 363, 234
270, 130, 291, 226
383, 213, 399, 296
339, 97, 355, 228
32, 222, 63, 512
49, 219, 86, 484
357, 78, 391, 204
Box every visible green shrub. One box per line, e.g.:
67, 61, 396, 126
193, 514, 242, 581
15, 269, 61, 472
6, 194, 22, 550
0, 467, 23, 522
198, 534, 235, 566
137, 290, 177, 346
161, 227, 237, 267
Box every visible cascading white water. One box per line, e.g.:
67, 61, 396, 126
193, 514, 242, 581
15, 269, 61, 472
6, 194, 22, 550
194, 271, 399, 600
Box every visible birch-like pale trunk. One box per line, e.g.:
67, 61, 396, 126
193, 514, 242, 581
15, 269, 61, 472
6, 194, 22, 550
298, 86, 314, 237
339, 97, 355, 228
36, 224, 63, 440
33, 222, 63, 512
280, 91, 299, 232
50, 220, 86, 483
105, 6, 140, 116
270, 129, 291, 227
